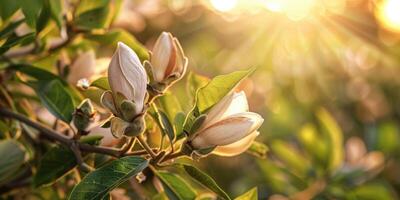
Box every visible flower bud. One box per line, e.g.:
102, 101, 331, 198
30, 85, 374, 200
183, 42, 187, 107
73, 99, 96, 133
108, 42, 148, 117
188, 91, 264, 157
148, 32, 188, 91
68, 51, 96, 84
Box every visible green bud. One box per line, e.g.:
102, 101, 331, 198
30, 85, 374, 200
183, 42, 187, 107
73, 99, 95, 132
78, 99, 95, 116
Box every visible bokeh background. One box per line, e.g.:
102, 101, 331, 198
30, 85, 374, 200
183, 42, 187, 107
2, 0, 400, 199
112, 0, 400, 199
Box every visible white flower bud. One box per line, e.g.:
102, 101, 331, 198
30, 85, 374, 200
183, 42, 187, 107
190, 91, 264, 157
150, 32, 188, 84
68, 51, 96, 84
108, 42, 148, 115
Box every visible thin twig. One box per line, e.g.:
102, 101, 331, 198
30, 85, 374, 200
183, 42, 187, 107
124, 149, 157, 156
159, 151, 185, 164
70, 142, 94, 172
137, 134, 157, 159
120, 137, 135, 154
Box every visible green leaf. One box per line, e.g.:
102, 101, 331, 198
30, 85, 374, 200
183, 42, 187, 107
174, 112, 186, 138
187, 72, 209, 98
196, 68, 254, 113
156, 171, 197, 200
12, 64, 63, 82
18, 0, 43, 27
33, 145, 75, 187
0, 33, 35, 54
74, 0, 114, 30
35, 79, 75, 123
69, 156, 149, 200
158, 111, 175, 142
85, 29, 149, 61
182, 165, 231, 200
91, 77, 110, 91
270, 140, 310, 176
351, 182, 394, 200
0, 0, 19, 20
234, 187, 257, 200
246, 141, 268, 159
49, 0, 63, 28
376, 121, 400, 154
316, 108, 343, 172
0, 140, 26, 185
158, 92, 182, 123
149, 106, 176, 143
0, 19, 24, 40
184, 68, 254, 134
33, 136, 103, 188
35, 0, 51, 33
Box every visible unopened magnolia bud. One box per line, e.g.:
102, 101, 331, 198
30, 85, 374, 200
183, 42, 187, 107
67, 51, 96, 84
149, 32, 188, 91
108, 42, 147, 116
73, 99, 96, 133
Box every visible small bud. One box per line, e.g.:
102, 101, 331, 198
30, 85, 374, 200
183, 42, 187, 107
73, 99, 96, 133
108, 42, 147, 116
68, 51, 96, 84
149, 32, 188, 91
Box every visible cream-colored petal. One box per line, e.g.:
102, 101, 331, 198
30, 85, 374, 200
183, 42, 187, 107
116, 42, 147, 112
345, 137, 367, 165
361, 151, 384, 172
213, 131, 259, 157
108, 44, 135, 101
151, 32, 173, 82
172, 37, 188, 76
201, 91, 249, 130
191, 112, 263, 149
68, 51, 96, 84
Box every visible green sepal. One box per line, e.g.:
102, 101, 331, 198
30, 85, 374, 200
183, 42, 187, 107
120, 100, 137, 122
188, 114, 207, 137
124, 116, 145, 137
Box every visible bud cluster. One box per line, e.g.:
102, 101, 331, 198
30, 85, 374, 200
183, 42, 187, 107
99, 32, 263, 157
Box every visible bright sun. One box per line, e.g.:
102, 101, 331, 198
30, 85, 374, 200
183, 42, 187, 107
376, 0, 400, 32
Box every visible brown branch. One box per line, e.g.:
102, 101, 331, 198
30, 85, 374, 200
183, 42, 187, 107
0, 108, 72, 145
0, 108, 130, 157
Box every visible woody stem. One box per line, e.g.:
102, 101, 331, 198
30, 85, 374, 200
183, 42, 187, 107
136, 134, 157, 159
